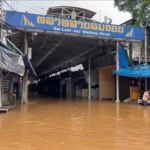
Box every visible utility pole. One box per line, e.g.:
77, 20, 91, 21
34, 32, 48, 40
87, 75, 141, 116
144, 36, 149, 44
0, 0, 3, 107
0, 0, 3, 40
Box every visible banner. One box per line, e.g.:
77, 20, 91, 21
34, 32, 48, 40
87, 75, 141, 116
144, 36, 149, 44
6, 11, 144, 41
119, 44, 129, 69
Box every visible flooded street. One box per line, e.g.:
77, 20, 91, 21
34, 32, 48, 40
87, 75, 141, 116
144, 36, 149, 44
0, 97, 150, 150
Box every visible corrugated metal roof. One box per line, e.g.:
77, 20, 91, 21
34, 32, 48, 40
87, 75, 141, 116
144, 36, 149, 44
7, 31, 116, 77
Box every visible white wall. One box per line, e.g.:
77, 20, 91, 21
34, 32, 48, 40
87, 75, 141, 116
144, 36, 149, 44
84, 69, 99, 98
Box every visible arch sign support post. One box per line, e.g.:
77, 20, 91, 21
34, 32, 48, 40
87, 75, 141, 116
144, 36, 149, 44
116, 41, 120, 103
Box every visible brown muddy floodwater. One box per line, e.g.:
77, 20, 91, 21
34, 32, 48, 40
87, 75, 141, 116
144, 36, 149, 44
0, 97, 150, 150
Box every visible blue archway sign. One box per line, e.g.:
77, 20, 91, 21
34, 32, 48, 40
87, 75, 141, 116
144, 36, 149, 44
5, 11, 144, 41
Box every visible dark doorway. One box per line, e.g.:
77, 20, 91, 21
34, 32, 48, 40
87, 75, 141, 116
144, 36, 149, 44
62, 84, 66, 96
14, 83, 19, 97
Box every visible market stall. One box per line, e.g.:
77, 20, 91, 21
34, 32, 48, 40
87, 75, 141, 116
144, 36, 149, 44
0, 45, 25, 110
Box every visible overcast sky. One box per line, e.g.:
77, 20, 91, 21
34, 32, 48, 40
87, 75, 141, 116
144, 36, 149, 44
4, 0, 131, 25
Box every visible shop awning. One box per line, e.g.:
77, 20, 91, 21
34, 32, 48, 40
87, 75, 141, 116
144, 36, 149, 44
0, 46, 25, 76
1, 39, 37, 76
112, 44, 150, 78
113, 63, 150, 78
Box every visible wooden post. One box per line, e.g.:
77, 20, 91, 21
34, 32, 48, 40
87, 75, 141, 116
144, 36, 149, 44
21, 34, 28, 104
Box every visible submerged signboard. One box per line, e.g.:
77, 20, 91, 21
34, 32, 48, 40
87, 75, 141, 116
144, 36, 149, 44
5, 11, 144, 41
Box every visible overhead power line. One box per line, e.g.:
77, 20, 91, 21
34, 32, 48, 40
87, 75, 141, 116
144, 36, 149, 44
3, 3, 11, 10
4, 0, 15, 10
18, 1, 44, 14
4, 1, 47, 13
24, 1, 47, 11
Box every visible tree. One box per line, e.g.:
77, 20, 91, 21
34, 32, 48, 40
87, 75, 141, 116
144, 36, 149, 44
114, 0, 150, 26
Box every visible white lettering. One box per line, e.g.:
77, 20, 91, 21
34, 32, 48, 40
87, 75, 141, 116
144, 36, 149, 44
73, 29, 81, 34
82, 30, 98, 36
54, 27, 60, 31
62, 28, 71, 32
99, 32, 110, 36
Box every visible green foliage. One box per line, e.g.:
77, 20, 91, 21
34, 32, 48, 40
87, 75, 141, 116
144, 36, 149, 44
114, 0, 150, 26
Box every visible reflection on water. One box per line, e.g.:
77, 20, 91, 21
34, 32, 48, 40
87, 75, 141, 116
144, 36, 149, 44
0, 97, 150, 150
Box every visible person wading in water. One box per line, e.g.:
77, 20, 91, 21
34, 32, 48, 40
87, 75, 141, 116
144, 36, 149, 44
142, 91, 150, 106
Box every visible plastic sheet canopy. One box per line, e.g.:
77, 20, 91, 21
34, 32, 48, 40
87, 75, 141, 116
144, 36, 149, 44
112, 44, 150, 78
113, 63, 150, 78
0, 46, 25, 76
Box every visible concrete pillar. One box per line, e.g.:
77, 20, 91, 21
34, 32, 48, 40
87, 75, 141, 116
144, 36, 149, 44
70, 66, 72, 97
145, 28, 147, 90
116, 41, 120, 102
138, 43, 141, 95
0, 69, 2, 107
60, 70, 62, 95
88, 57, 91, 99
21, 34, 28, 104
